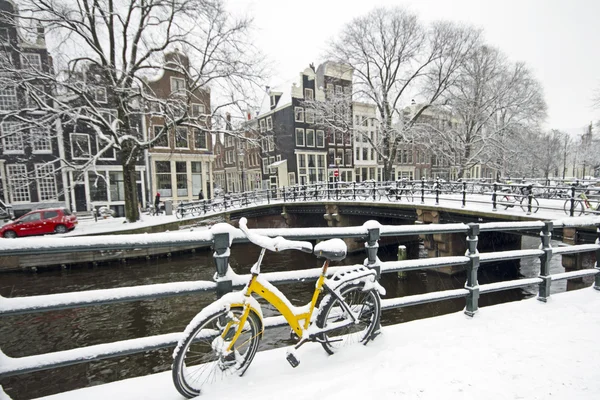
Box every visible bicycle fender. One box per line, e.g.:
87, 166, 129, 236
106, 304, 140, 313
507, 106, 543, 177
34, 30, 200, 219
326, 265, 386, 296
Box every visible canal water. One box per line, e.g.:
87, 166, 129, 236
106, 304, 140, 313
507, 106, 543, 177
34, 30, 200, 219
0, 236, 593, 399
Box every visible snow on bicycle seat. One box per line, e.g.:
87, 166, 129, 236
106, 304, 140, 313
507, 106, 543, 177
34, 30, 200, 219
238, 217, 313, 253
314, 238, 347, 261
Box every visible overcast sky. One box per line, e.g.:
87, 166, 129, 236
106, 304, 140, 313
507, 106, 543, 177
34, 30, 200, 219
232, 0, 600, 133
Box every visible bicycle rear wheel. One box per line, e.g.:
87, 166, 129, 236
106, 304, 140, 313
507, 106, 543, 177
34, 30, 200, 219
315, 282, 381, 355
519, 197, 539, 213
172, 306, 262, 398
563, 199, 584, 216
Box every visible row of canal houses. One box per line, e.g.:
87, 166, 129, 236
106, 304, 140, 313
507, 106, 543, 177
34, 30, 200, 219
0, 0, 492, 218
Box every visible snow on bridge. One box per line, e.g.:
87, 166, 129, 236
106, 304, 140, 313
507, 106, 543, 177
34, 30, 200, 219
34, 287, 600, 400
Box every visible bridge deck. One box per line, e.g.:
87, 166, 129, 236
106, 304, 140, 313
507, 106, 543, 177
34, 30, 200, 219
39, 287, 600, 400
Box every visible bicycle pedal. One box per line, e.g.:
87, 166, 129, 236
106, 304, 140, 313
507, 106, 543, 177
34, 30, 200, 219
286, 351, 300, 368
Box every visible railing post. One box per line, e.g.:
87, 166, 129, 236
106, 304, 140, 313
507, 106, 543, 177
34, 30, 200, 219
538, 221, 553, 302
372, 180, 376, 201
569, 184, 576, 217
464, 223, 480, 317
364, 227, 381, 278
213, 232, 232, 298
595, 226, 600, 291
420, 177, 425, 204
462, 181, 467, 208
267, 188, 271, 204
526, 186, 533, 215
435, 177, 440, 205
352, 181, 356, 200
492, 182, 498, 211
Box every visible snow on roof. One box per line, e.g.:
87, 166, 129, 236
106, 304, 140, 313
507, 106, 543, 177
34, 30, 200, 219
268, 159, 287, 168
258, 75, 301, 116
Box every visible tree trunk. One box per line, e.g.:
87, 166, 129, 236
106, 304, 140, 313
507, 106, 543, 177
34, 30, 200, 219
122, 142, 140, 222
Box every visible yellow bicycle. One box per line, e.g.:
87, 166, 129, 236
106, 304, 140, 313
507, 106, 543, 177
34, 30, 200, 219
172, 217, 384, 398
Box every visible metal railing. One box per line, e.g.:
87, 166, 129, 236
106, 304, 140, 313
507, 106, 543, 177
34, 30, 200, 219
167, 179, 600, 220
1, 219, 599, 382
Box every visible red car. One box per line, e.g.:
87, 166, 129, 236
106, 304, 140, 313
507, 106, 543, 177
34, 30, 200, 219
0, 208, 78, 238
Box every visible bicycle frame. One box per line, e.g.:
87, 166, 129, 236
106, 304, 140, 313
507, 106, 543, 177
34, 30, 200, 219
223, 248, 330, 353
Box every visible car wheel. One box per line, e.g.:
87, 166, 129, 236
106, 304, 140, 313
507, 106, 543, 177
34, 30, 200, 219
3, 230, 17, 238
54, 224, 68, 234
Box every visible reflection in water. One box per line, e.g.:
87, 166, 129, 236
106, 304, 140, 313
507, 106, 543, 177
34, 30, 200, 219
0, 236, 593, 399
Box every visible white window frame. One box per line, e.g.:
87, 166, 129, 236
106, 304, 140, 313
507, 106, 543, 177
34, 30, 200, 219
294, 107, 304, 123
31, 126, 52, 154
35, 163, 57, 201
316, 130, 325, 148
0, 85, 18, 111
268, 136, 275, 152
266, 116, 273, 131
304, 88, 314, 100
70, 133, 92, 159
97, 135, 116, 160
1, 122, 24, 154
305, 109, 315, 124
20, 53, 42, 71
306, 129, 315, 147
259, 119, 266, 133
295, 128, 305, 147
194, 128, 207, 150
7, 164, 30, 203
94, 87, 107, 104
170, 77, 186, 94
191, 103, 205, 117
175, 126, 189, 149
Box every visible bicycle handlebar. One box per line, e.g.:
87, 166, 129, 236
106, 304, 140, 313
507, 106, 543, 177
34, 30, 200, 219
239, 217, 313, 253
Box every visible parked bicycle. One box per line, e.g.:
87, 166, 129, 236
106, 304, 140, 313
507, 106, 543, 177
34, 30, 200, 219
563, 189, 600, 216
171, 217, 384, 398
499, 185, 539, 213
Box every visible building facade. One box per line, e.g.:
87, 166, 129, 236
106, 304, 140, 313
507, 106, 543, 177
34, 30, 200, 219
144, 51, 213, 203
0, 0, 67, 217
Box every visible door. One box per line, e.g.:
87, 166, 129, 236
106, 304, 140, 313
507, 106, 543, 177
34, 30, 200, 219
17, 212, 44, 235
74, 184, 87, 212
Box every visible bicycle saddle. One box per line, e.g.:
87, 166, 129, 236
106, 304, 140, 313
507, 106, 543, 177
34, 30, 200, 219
314, 238, 347, 261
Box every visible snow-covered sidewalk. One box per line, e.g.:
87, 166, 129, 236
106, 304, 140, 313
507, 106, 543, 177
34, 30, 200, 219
38, 287, 600, 400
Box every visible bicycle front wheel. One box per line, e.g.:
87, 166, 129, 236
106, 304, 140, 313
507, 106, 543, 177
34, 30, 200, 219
316, 282, 381, 355
563, 199, 584, 216
519, 197, 539, 213
172, 306, 262, 398
404, 190, 414, 202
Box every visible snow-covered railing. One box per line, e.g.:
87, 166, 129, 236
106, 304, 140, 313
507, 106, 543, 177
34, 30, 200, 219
1, 219, 599, 380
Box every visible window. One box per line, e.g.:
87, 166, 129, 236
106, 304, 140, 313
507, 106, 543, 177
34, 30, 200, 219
94, 87, 107, 103
70, 133, 91, 159
26, 85, 46, 108
268, 136, 275, 151
266, 116, 273, 131
0, 85, 17, 111
345, 149, 352, 166
153, 125, 168, 147
304, 88, 314, 100
316, 130, 324, 147
176, 162, 188, 196
1, 122, 24, 153
335, 85, 342, 94
170, 77, 185, 94
326, 84, 333, 99
7, 164, 30, 202
226, 150, 234, 164
191, 103, 205, 118
0, 51, 13, 67
305, 109, 315, 124
36, 164, 57, 201
294, 107, 304, 122
288, 172, 296, 186
306, 129, 315, 147
194, 128, 207, 149
89, 172, 108, 201
295, 128, 305, 147
97, 135, 116, 159
175, 127, 188, 148
99, 109, 118, 128
20, 53, 42, 71
259, 119, 266, 133
225, 135, 234, 147
109, 171, 125, 201
156, 161, 172, 197
31, 126, 52, 153
262, 157, 268, 174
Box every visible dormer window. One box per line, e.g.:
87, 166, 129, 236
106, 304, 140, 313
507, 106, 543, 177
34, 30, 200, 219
170, 77, 185, 94
94, 87, 107, 103
270, 95, 276, 107
304, 88, 314, 100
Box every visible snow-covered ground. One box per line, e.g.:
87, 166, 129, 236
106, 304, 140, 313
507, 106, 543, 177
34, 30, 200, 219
35, 287, 600, 400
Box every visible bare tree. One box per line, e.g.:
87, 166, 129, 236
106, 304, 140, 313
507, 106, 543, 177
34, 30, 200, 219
413, 45, 547, 179
326, 7, 480, 180
2, 0, 265, 222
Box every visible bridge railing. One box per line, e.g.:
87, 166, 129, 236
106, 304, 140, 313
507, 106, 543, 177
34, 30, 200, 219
171, 179, 600, 219
1, 219, 599, 384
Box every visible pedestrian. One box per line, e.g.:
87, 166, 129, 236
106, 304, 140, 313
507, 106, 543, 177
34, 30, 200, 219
198, 190, 204, 201
154, 192, 161, 215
